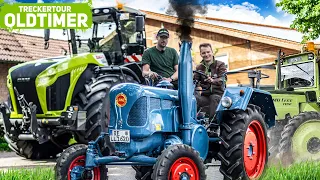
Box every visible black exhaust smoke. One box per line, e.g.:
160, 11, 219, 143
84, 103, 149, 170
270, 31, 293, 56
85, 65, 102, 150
166, 0, 208, 41
167, 0, 209, 145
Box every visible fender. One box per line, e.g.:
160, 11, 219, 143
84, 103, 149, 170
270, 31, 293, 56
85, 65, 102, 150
216, 87, 277, 128
95, 63, 144, 84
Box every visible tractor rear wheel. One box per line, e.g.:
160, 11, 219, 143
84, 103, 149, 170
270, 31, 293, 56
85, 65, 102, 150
218, 104, 268, 180
279, 111, 320, 166
74, 74, 137, 144
55, 144, 108, 180
151, 144, 206, 180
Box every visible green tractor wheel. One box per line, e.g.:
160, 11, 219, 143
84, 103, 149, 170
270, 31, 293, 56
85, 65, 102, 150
73, 73, 137, 144
279, 111, 320, 166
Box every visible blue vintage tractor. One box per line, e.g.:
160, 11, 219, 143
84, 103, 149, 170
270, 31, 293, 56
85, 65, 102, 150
55, 41, 276, 180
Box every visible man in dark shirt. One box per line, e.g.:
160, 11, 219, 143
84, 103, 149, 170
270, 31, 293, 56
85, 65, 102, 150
141, 28, 179, 89
194, 43, 227, 119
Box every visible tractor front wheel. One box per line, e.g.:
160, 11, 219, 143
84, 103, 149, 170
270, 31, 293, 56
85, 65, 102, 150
151, 144, 206, 180
279, 111, 320, 166
218, 104, 268, 180
55, 144, 108, 180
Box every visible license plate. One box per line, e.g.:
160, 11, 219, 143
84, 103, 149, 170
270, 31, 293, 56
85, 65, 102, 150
110, 130, 130, 143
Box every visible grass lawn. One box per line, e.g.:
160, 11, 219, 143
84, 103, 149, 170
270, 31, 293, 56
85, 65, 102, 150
0, 167, 54, 180
261, 161, 320, 180
0, 161, 319, 179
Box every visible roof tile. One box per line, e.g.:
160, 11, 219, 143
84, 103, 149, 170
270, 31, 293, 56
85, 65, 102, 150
0, 28, 70, 62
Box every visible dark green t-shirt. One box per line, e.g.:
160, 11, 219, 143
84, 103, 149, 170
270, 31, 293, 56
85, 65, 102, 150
142, 46, 179, 78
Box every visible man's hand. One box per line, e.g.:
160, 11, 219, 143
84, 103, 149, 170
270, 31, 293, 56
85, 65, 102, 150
204, 76, 214, 83
162, 77, 172, 82
148, 71, 159, 79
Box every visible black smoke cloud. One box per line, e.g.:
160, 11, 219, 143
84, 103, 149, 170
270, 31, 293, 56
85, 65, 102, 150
166, 0, 208, 41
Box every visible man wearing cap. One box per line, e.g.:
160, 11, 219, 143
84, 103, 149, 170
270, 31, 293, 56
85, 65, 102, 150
142, 28, 179, 89
194, 43, 227, 119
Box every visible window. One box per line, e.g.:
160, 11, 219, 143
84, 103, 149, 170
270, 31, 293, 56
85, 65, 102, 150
215, 54, 229, 70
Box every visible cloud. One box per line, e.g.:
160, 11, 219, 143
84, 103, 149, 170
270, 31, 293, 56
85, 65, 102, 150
17, 0, 293, 40
273, 0, 282, 12
196, 2, 290, 27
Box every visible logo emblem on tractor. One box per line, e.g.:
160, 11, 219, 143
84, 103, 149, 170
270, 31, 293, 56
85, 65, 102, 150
116, 93, 127, 107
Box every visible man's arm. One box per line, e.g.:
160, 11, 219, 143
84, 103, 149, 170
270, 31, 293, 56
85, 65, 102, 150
141, 50, 158, 78
210, 62, 227, 86
171, 49, 179, 81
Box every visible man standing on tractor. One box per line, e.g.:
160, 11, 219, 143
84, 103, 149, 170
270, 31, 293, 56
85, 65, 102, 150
194, 43, 227, 119
141, 28, 179, 89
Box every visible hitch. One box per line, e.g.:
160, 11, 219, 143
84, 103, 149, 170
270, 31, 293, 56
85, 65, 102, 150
13, 87, 50, 143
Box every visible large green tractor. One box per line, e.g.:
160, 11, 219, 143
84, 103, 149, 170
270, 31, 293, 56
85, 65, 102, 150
0, 6, 148, 159
268, 42, 320, 165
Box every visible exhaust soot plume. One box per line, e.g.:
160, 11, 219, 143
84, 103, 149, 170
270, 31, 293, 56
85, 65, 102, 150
167, 0, 208, 41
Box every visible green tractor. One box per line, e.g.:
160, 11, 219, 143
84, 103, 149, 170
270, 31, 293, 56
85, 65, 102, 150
267, 42, 320, 165
0, 6, 148, 159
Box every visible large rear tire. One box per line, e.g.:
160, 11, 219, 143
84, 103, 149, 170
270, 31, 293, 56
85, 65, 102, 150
279, 111, 320, 166
74, 74, 137, 144
218, 104, 268, 180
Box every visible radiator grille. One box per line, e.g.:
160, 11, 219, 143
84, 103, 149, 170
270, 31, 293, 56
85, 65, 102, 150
127, 97, 148, 126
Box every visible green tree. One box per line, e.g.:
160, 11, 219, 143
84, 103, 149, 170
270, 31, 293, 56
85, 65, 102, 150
276, 0, 320, 42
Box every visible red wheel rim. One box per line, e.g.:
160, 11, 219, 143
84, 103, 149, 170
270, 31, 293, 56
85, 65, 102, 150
243, 120, 267, 178
169, 157, 199, 180
68, 155, 101, 180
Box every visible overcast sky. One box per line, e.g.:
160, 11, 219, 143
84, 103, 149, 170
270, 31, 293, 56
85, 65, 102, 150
13, 0, 295, 40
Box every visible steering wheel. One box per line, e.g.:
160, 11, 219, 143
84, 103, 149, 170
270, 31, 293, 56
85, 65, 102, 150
145, 74, 165, 87
193, 70, 208, 79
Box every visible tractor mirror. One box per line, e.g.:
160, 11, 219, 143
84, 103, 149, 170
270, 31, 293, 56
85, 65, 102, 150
44, 29, 50, 41
135, 16, 144, 32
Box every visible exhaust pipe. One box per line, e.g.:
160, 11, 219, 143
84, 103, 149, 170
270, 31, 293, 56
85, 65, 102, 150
178, 40, 193, 145
4, 134, 19, 153
18, 134, 36, 140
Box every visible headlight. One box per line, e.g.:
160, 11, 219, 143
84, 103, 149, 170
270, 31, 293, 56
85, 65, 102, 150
93, 9, 100, 14
58, 62, 68, 71
47, 68, 56, 76
38, 77, 50, 86
103, 9, 109, 13
221, 96, 232, 108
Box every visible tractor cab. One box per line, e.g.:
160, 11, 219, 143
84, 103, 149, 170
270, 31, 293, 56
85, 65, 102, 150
275, 42, 319, 93
44, 5, 147, 66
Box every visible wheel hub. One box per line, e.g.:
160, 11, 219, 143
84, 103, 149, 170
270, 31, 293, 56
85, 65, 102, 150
243, 120, 266, 178
291, 120, 320, 162
180, 172, 190, 180
170, 157, 199, 180
307, 137, 320, 154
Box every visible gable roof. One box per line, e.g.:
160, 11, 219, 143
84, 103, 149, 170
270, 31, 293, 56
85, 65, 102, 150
0, 29, 33, 62
142, 10, 306, 50
0, 29, 69, 63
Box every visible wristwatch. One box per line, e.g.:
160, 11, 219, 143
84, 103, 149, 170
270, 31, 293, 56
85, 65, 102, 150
170, 76, 174, 81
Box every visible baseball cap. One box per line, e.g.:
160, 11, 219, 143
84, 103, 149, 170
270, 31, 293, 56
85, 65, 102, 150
157, 28, 169, 37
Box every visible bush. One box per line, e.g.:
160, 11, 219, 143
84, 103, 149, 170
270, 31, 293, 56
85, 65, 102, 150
0, 136, 10, 152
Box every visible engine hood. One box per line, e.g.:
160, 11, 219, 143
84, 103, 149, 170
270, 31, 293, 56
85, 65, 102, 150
8, 52, 108, 74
